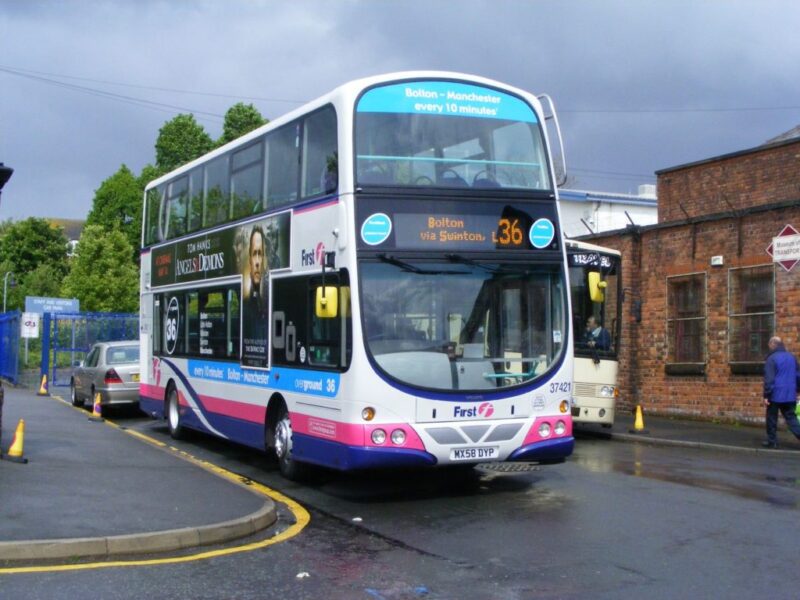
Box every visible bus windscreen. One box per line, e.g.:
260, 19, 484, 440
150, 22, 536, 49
356, 81, 551, 191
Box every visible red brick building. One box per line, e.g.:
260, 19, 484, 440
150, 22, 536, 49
579, 133, 800, 423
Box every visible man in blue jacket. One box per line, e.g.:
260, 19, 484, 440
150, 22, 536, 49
762, 336, 800, 448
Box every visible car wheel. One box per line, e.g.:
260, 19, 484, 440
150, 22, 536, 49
167, 386, 184, 440
273, 405, 305, 480
70, 380, 83, 407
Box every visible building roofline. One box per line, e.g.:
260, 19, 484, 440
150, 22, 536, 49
655, 136, 800, 176
575, 197, 800, 241
559, 188, 657, 206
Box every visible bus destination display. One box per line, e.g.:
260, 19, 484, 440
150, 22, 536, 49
394, 213, 536, 250
357, 200, 560, 252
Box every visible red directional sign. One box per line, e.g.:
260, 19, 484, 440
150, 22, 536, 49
766, 224, 800, 272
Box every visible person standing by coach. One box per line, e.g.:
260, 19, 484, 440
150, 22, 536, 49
762, 336, 800, 449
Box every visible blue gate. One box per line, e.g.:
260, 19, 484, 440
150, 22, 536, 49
0, 310, 20, 384
41, 312, 139, 388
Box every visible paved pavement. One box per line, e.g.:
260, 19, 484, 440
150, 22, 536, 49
1, 382, 798, 564
576, 406, 800, 453
0, 384, 275, 562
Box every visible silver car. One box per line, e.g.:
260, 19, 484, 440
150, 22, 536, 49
70, 341, 140, 408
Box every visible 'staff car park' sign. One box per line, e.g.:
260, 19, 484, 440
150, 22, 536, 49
25, 296, 80, 314
766, 224, 800, 272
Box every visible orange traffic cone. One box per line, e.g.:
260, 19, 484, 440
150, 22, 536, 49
4, 419, 28, 463
37, 374, 49, 396
88, 392, 104, 422
629, 404, 649, 434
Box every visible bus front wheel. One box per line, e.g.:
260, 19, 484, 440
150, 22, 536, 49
273, 406, 304, 480
167, 386, 184, 440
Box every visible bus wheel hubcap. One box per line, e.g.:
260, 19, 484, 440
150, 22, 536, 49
169, 396, 179, 428
275, 418, 291, 459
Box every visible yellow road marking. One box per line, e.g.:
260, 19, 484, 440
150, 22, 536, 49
0, 395, 310, 575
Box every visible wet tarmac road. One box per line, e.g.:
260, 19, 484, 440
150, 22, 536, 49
3, 409, 799, 599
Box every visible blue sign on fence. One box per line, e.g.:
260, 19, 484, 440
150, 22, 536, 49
25, 296, 80, 315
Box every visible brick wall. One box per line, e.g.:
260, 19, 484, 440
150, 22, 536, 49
583, 138, 800, 424
657, 138, 800, 222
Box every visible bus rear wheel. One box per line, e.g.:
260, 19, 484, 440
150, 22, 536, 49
167, 386, 184, 440
273, 406, 305, 480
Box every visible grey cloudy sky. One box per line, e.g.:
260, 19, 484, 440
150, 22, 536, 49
1, 0, 799, 221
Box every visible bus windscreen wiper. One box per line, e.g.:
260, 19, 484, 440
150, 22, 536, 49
378, 254, 468, 275
445, 253, 509, 274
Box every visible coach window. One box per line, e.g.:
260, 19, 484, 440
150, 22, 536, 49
165, 177, 189, 239
266, 122, 301, 208
145, 185, 164, 246
308, 271, 352, 369
302, 107, 338, 199
186, 292, 200, 355
227, 288, 241, 359
188, 169, 204, 233
666, 273, 706, 375
204, 154, 230, 228
231, 141, 265, 220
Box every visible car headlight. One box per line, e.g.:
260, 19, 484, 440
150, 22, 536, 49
600, 386, 616, 397
538, 422, 551, 437
554, 420, 566, 435
371, 429, 386, 444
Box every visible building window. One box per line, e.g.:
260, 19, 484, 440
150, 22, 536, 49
728, 265, 774, 373
666, 273, 706, 374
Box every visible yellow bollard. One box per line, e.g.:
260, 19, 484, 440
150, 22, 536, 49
629, 404, 650, 434
88, 392, 104, 422
37, 374, 49, 396
4, 419, 28, 463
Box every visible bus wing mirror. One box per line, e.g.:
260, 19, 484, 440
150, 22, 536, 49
588, 271, 606, 303
316, 286, 339, 318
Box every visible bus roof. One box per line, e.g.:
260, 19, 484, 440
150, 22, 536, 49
565, 238, 622, 257
144, 71, 547, 191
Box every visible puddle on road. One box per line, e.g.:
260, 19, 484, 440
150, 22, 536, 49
573, 444, 800, 509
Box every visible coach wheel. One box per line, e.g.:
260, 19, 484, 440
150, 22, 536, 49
70, 380, 82, 407
167, 386, 184, 440
273, 405, 304, 480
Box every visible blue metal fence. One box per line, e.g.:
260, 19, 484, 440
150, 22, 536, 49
41, 312, 139, 387
0, 311, 20, 384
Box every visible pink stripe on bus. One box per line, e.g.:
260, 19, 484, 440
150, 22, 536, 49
291, 413, 427, 450
521, 416, 573, 445
197, 394, 266, 424
140, 383, 164, 400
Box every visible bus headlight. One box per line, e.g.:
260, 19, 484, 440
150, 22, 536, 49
600, 386, 616, 397
362, 407, 376, 421
371, 429, 386, 444
391, 429, 406, 445
538, 422, 551, 437
554, 420, 566, 436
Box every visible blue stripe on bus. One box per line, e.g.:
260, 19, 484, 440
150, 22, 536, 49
292, 432, 437, 470
508, 437, 574, 463
184, 359, 340, 399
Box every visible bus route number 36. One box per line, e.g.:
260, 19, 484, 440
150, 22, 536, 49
550, 381, 571, 394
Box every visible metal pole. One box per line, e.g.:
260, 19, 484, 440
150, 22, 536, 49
3, 271, 14, 312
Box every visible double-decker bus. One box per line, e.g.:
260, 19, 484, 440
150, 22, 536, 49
139, 72, 574, 479
567, 239, 621, 427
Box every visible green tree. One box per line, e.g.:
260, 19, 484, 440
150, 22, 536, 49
138, 163, 164, 190
86, 164, 142, 255
61, 225, 139, 312
155, 114, 214, 172
218, 102, 268, 146
0, 217, 68, 278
